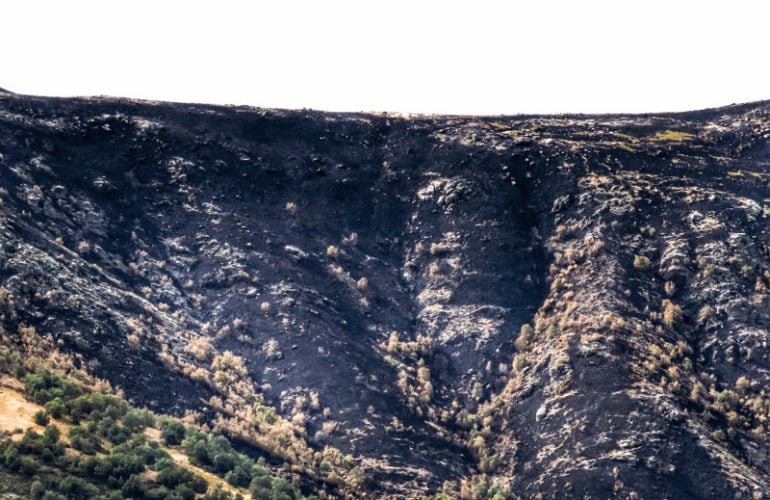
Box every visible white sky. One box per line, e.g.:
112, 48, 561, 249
1, 1, 769, 115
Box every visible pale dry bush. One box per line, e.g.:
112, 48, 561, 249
211, 351, 248, 389
662, 299, 683, 327
515, 323, 534, 351
126, 332, 142, 348
588, 239, 605, 256
697, 305, 714, 324
381, 331, 432, 358
429, 242, 457, 255
263, 339, 282, 360
736, 376, 752, 392
291, 412, 307, 426
309, 391, 321, 410
185, 337, 214, 361
426, 262, 442, 278
215, 324, 231, 340
512, 353, 528, 371
322, 420, 339, 436
182, 409, 201, 425
188, 367, 209, 383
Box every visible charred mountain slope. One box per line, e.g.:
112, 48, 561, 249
1, 91, 770, 498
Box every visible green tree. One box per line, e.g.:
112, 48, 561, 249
157, 463, 193, 488
249, 475, 272, 498
270, 478, 299, 500
122, 408, 155, 431
44, 398, 65, 419
33, 410, 49, 426
121, 474, 146, 498
160, 419, 186, 446
42, 424, 60, 445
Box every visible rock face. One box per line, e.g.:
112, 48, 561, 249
1, 92, 770, 498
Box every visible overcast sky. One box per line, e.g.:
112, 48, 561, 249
2, 1, 768, 115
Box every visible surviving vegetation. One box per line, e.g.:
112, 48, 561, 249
0, 357, 307, 499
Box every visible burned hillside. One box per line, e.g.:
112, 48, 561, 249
1, 91, 770, 498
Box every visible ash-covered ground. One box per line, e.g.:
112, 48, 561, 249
1, 89, 770, 498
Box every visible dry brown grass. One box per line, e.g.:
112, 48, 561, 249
0, 381, 44, 436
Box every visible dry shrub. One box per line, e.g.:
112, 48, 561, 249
515, 323, 534, 351
662, 300, 683, 327
185, 337, 213, 361
633, 255, 651, 270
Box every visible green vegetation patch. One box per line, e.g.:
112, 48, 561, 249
0, 359, 309, 500
650, 130, 695, 142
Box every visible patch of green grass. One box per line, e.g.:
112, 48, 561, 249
650, 130, 695, 142
618, 143, 639, 153
608, 131, 639, 143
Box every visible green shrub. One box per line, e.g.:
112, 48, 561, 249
19, 429, 45, 455
42, 424, 60, 445
44, 398, 65, 419
33, 410, 49, 426
68, 426, 102, 455
2, 442, 20, 470
24, 368, 82, 405
18, 455, 39, 476
191, 473, 209, 493
160, 419, 186, 445
122, 408, 155, 431
67, 392, 128, 422
96, 417, 131, 444
121, 474, 146, 498
271, 477, 300, 500
29, 479, 46, 499
204, 483, 239, 499
213, 452, 237, 474
131, 442, 170, 466
249, 475, 273, 498
226, 462, 252, 487
156, 463, 193, 488
58, 476, 99, 498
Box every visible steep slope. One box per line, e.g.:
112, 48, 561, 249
0, 91, 769, 498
